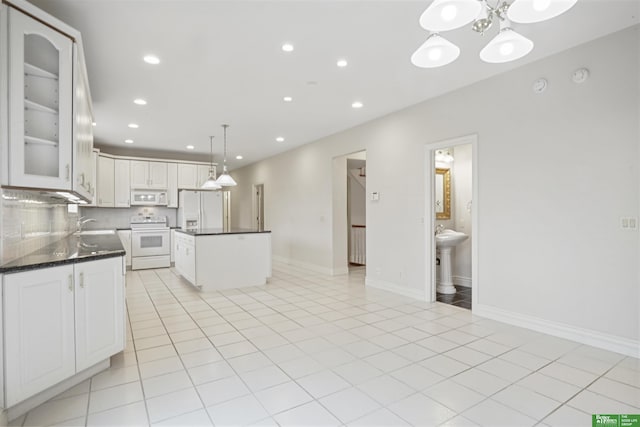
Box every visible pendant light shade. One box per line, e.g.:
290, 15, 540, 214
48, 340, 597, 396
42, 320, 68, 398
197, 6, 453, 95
508, 0, 578, 24
420, 0, 482, 32
479, 20, 533, 63
411, 33, 460, 68
215, 124, 237, 187
201, 136, 221, 190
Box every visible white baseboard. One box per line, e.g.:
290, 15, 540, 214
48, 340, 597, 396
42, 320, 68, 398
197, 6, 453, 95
453, 275, 472, 288
365, 277, 426, 301
474, 303, 640, 358
273, 255, 348, 276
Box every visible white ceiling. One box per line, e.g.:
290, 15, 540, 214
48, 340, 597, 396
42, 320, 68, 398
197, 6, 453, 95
29, 0, 639, 169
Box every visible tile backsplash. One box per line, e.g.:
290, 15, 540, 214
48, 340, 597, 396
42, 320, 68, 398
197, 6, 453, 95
79, 206, 177, 230
0, 189, 77, 265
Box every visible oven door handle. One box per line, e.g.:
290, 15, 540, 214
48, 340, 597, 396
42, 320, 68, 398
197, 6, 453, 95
131, 229, 170, 234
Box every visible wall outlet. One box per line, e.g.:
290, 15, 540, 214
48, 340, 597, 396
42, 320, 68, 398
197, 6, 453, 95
621, 217, 638, 230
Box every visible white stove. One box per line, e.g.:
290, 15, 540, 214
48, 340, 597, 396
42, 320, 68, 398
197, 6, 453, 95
130, 216, 170, 270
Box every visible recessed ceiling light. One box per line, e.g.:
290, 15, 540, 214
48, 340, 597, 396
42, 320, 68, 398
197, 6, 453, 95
186, 145, 195, 150
235, 155, 243, 160
124, 139, 134, 144
128, 123, 139, 129
276, 137, 285, 142
92, 122, 96, 127
281, 43, 294, 52
337, 59, 348, 67
352, 101, 363, 109
134, 98, 147, 105
143, 55, 160, 65
283, 96, 293, 102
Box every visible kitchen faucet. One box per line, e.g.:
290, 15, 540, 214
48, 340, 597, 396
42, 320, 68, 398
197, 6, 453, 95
77, 216, 96, 232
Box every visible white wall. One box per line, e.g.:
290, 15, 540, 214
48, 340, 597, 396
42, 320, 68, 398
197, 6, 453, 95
452, 144, 472, 284
231, 27, 639, 347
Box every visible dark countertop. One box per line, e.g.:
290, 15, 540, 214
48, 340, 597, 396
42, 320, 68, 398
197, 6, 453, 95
0, 233, 125, 274
175, 228, 271, 236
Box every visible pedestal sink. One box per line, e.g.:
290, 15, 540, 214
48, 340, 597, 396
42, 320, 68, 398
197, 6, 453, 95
435, 230, 468, 294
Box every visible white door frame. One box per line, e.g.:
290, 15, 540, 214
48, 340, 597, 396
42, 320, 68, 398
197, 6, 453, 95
253, 184, 264, 230
424, 134, 479, 307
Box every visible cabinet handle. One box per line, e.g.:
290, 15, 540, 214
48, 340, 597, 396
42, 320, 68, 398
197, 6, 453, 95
68, 274, 73, 292
80, 173, 85, 186
66, 164, 70, 181
79, 272, 84, 288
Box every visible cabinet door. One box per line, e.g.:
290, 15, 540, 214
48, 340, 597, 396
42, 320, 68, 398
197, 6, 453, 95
130, 160, 149, 189
170, 229, 176, 263
8, 9, 73, 190
177, 163, 197, 189
117, 230, 132, 266
4, 265, 75, 407
167, 163, 178, 208
86, 150, 98, 207
75, 257, 125, 372
72, 44, 93, 201
114, 159, 131, 207
97, 155, 114, 207
197, 165, 212, 188
148, 162, 167, 189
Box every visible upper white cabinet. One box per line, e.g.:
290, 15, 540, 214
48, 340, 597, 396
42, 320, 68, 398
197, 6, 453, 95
178, 163, 214, 189
131, 160, 167, 189
96, 155, 114, 207
72, 45, 93, 201
7, 8, 73, 191
167, 162, 178, 208
114, 159, 130, 207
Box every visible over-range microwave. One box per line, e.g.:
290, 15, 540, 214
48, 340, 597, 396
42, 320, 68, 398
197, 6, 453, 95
130, 190, 167, 206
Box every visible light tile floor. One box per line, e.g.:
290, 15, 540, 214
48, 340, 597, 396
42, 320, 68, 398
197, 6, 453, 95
10, 263, 640, 426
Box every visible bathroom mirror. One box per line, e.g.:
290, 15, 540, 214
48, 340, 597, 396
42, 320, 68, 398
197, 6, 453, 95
435, 168, 451, 220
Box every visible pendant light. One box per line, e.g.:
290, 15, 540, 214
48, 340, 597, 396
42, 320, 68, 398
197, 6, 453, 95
201, 136, 222, 190
215, 124, 237, 187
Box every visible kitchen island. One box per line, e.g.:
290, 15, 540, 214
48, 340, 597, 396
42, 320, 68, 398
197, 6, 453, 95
174, 228, 271, 291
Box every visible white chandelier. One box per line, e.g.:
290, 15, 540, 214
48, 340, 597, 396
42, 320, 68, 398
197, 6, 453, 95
411, 0, 578, 68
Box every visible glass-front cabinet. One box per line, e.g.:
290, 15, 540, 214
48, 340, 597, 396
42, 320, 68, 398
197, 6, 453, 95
8, 7, 73, 190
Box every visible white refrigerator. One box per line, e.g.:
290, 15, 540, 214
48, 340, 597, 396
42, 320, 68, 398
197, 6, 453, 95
178, 190, 223, 229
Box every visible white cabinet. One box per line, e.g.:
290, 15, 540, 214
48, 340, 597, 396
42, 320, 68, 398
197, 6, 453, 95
3, 265, 76, 407
7, 8, 73, 191
117, 230, 132, 266
170, 229, 176, 263
114, 159, 130, 208
178, 163, 214, 189
97, 155, 114, 207
86, 150, 98, 207
167, 163, 178, 208
72, 45, 94, 201
74, 258, 125, 372
131, 161, 167, 190
3, 257, 125, 407
174, 233, 196, 284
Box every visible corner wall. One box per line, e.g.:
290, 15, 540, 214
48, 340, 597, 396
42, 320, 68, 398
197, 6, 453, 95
230, 27, 640, 352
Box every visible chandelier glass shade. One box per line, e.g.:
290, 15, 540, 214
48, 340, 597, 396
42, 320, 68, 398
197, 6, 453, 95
413, 0, 577, 67
411, 33, 460, 68
508, 0, 578, 23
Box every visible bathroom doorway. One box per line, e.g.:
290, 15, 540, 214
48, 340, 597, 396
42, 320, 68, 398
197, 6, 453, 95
425, 135, 478, 310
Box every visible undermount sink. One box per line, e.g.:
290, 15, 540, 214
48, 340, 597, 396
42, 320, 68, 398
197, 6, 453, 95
73, 229, 116, 236
435, 230, 468, 248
